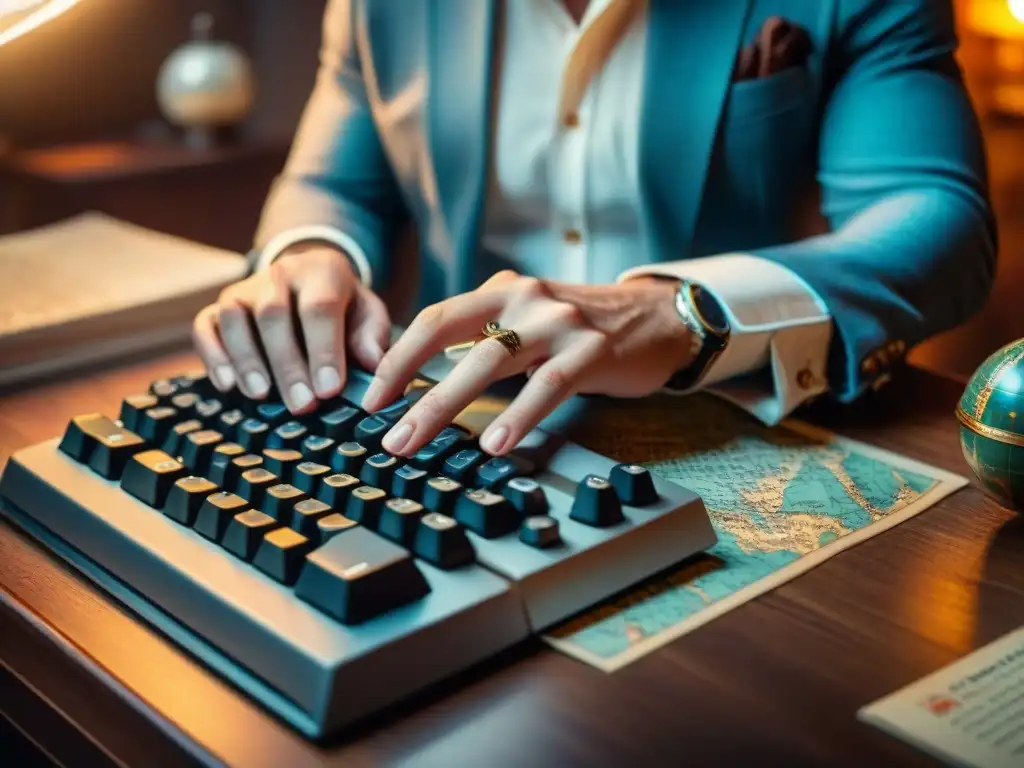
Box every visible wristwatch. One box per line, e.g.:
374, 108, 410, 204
664, 279, 731, 391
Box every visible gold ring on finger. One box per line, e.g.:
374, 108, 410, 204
481, 320, 522, 358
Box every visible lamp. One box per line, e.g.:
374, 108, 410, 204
962, 0, 1024, 116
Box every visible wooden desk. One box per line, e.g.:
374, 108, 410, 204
1, 350, 1022, 767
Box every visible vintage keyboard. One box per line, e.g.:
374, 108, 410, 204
0, 365, 716, 739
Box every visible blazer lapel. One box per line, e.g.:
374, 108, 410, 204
426, 0, 497, 295
639, 0, 753, 261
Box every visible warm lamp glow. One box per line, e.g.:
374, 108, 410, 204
1012, 0, 1024, 24
0, 0, 82, 47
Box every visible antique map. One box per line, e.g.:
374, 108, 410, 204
543, 397, 969, 671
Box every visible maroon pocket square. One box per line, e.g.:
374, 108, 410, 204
733, 16, 812, 81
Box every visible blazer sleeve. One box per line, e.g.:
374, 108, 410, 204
749, 0, 997, 401
250, 0, 406, 292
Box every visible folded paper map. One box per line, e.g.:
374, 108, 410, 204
544, 396, 968, 671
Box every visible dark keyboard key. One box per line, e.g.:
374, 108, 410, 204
237, 418, 270, 451
230, 453, 264, 486
118, 394, 158, 432
345, 486, 387, 528
262, 448, 303, 482
413, 513, 475, 569
454, 489, 520, 538
222, 510, 280, 561
392, 465, 428, 500
194, 398, 224, 423
293, 461, 332, 494
137, 406, 179, 442
291, 498, 333, 538
261, 483, 308, 524
162, 419, 203, 456
236, 467, 279, 508
268, 420, 308, 450
164, 476, 218, 526
317, 473, 360, 508
569, 475, 625, 528
410, 426, 470, 470
253, 528, 314, 585
475, 456, 529, 490
353, 416, 389, 450
422, 476, 463, 514
371, 390, 424, 424
170, 392, 199, 418
87, 426, 148, 480
519, 516, 561, 548
359, 453, 399, 492
295, 527, 431, 624
171, 372, 212, 395
301, 435, 336, 464
149, 378, 179, 403
208, 442, 246, 489
331, 441, 368, 475
316, 513, 359, 544
500, 477, 550, 517
317, 404, 362, 441
610, 463, 658, 505
180, 429, 224, 472
120, 450, 187, 508
443, 448, 484, 483
218, 409, 246, 438
194, 491, 249, 541
58, 413, 145, 468
377, 498, 425, 546
255, 402, 290, 427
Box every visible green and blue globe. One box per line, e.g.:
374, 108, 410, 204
957, 338, 1024, 511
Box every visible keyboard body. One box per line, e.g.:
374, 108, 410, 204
0, 366, 715, 739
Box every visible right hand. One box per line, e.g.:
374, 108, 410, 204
192, 243, 391, 414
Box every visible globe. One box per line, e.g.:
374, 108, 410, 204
957, 338, 1024, 511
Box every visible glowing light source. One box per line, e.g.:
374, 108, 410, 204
1011, 0, 1024, 24
0, 0, 81, 47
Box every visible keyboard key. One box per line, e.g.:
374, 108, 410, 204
293, 461, 332, 495
317, 404, 362, 441
164, 476, 218, 526
353, 416, 389, 450
413, 513, 475, 569
255, 402, 290, 427
237, 418, 270, 451
208, 443, 246, 489
118, 394, 158, 432
253, 528, 314, 585
262, 448, 303, 482
422, 476, 463, 514
410, 426, 470, 471
162, 419, 203, 456
609, 463, 658, 506
120, 450, 186, 508
170, 392, 199, 418
268, 420, 308, 450
519, 516, 561, 548
301, 435, 336, 464
180, 429, 223, 471
295, 527, 431, 624
331, 441, 368, 475
391, 465, 428, 501
345, 486, 387, 528
317, 473, 360, 508
569, 475, 625, 528
291, 498, 333, 538
316, 513, 359, 544
58, 414, 145, 472
194, 398, 224, 423
475, 456, 529, 490
377, 498, 425, 546
236, 467, 279, 508
137, 406, 179, 442
359, 453, 399, 492
218, 409, 246, 438
443, 448, 484, 483
371, 390, 424, 424
194, 491, 249, 541
261, 483, 308, 524
500, 477, 549, 517
149, 378, 179, 403
87, 426, 148, 480
454, 489, 520, 538
171, 372, 212, 395
221, 510, 279, 561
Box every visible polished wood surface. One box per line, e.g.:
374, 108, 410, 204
1, 348, 1022, 767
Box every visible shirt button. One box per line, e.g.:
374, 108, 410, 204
563, 112, 580, 128
563, 229, 582, 245
796, 369, 815, 390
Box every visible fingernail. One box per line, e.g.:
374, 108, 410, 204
315, 366, 341, 396
362, 340, 384, 368
246, 371, 269, 397
481, 425, 509, 454
362, 378, 384, 410
289, 382, 314, 411
383, 422, 413, 454
213, 365, 235, 390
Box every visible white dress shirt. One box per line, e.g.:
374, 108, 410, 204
258, 0, 833, 426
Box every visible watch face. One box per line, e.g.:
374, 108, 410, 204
690, 285, 730, 336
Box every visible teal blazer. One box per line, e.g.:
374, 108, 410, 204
253, 0, 996, 403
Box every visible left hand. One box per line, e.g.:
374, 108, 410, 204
361, 270, 696, 457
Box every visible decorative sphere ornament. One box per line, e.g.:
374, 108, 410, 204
956, 338, 1024, 510
156, 12, 254, 146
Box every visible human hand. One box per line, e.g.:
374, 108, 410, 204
192, 243, 391, 413
362, 271, 695, 457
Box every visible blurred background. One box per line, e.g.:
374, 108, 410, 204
1, 0, 1023, 383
